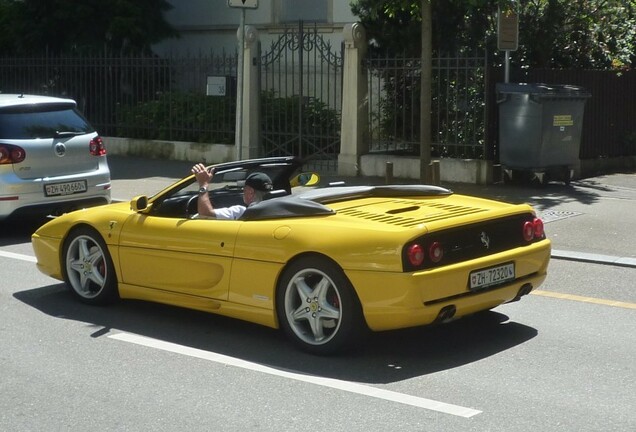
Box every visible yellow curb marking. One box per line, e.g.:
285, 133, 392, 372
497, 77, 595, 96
532, 290, 636, 310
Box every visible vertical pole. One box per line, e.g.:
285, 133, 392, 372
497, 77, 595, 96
504, 50, 510, 83
298, 21, 304, 159
338, 23, 367, 177
235, 9, 245, 160
420, 0, 433, 184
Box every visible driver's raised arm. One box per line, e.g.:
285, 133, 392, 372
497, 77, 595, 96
191, 163, 216, 217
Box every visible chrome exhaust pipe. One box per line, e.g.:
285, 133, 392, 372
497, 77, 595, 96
509, 283, 533, 303
435, 305, 457, 323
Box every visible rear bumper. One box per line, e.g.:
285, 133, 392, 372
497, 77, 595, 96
4, 196, 110, 220
346, 240, 551, 331
0, 163, 111, 220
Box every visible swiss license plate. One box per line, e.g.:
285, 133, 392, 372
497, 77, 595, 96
44, 180, 87, 197
470, 262, 515, 290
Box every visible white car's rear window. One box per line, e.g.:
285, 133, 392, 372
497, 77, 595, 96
0, 104, 94, 139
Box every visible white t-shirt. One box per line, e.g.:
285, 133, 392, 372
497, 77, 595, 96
214, 205, 246, 220
193, 200, 261, 220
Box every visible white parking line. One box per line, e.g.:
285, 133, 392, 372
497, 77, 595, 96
109, 332, 482, 418
0, 250, 37, 263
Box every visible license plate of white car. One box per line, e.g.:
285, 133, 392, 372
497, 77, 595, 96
44, 180, 87, 197
469, 262, 515, 290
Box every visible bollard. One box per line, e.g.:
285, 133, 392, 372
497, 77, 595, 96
385, 161, 394, 184
431, 160, 440, 185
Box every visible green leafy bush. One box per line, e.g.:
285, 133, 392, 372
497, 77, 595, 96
116, 91, 235, 144
116, 90, 340, 156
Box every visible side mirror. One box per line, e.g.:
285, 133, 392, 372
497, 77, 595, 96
130, 195, 149, 212
290, 172, 320, 187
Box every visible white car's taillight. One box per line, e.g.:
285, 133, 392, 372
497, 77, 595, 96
0, 144, 26, 164
89, 136, 106, 156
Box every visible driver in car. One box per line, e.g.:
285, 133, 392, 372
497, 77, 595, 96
191, 163, 273, 220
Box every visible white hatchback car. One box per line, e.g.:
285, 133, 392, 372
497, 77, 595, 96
0, 94, 111, 221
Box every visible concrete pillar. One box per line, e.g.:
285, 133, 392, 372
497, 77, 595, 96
238, 25, 260, 160
338, 23, 368, 177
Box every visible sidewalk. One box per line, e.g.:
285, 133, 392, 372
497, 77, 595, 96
108, 156, 636, 267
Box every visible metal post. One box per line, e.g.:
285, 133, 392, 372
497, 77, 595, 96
504, 50, 510, 83
235, 9, 245, 160
385, 161, 393, 184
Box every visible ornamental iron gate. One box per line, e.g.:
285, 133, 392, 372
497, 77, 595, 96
260, 22, 343, 174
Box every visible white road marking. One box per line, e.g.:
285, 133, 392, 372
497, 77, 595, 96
0, 250, 37, 263
109, 332, 482, 418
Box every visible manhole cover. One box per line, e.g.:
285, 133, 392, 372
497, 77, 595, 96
539, 209, 583, 223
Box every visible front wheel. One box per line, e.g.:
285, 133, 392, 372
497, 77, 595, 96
63, 227, 119, 305
276, 256, 365, 355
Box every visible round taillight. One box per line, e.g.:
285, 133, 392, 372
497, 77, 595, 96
407, 244, 425, 267
0, 144, 26, 164
522, 221, 534, 242
533, 218, 544, 238
11, 147, 25, 163
429, 241, 443, 263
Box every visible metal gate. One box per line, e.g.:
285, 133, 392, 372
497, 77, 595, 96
259, 22, 343, 174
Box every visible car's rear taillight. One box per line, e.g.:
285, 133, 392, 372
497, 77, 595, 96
89, 136, 106, 156
406, 241, 444, 269
407, 244, 425, 267
533, 218, 544, 238
0, 144, 26, 164
523, 217, 545, 242
429, 241, 444, 263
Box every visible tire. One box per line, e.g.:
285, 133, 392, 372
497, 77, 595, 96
503, 169, 520, 185
531, 171, 549, 188
62, 227, 119, 305
502, 170, 512, 185
562, 166, 572, 186
276, 256, 365, 355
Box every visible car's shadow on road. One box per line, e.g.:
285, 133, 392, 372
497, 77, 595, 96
445, 180, 606, 211
15, 284, 537, 384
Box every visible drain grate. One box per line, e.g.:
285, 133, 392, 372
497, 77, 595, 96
539, 209, 583, 223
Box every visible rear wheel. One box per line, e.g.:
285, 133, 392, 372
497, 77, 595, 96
276, 256, 365, 355
63, 227, 118, 305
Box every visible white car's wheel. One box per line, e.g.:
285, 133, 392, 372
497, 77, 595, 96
63, 227, 118, 305
276, 256, 365, 354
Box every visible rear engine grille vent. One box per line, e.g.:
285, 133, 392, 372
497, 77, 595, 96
339, 201, 488, 228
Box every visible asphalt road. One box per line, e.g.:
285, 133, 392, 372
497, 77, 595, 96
1, 159, 635, 431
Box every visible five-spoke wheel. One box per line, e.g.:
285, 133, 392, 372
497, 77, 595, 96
276, 257, 364, 354
63, 227, 118, 305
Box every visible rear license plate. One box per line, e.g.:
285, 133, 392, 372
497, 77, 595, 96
44, 180, 87, 197
470, 262, 515, 290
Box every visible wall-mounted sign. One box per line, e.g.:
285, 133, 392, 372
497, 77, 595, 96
228, 0, 258, 8
206, 76, 226, 96
553, 115, 574, 127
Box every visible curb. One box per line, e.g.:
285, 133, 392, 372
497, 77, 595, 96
551, 249, 636, 268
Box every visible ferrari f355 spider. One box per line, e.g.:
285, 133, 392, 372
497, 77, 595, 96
32, 157, 551, 354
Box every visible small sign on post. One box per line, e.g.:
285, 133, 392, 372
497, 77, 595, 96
206, 76, 226, 96
228, 0, 258, 8
497, 7, 519, 51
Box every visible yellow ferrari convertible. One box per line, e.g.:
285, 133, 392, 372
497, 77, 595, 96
32, 156, 551, 354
